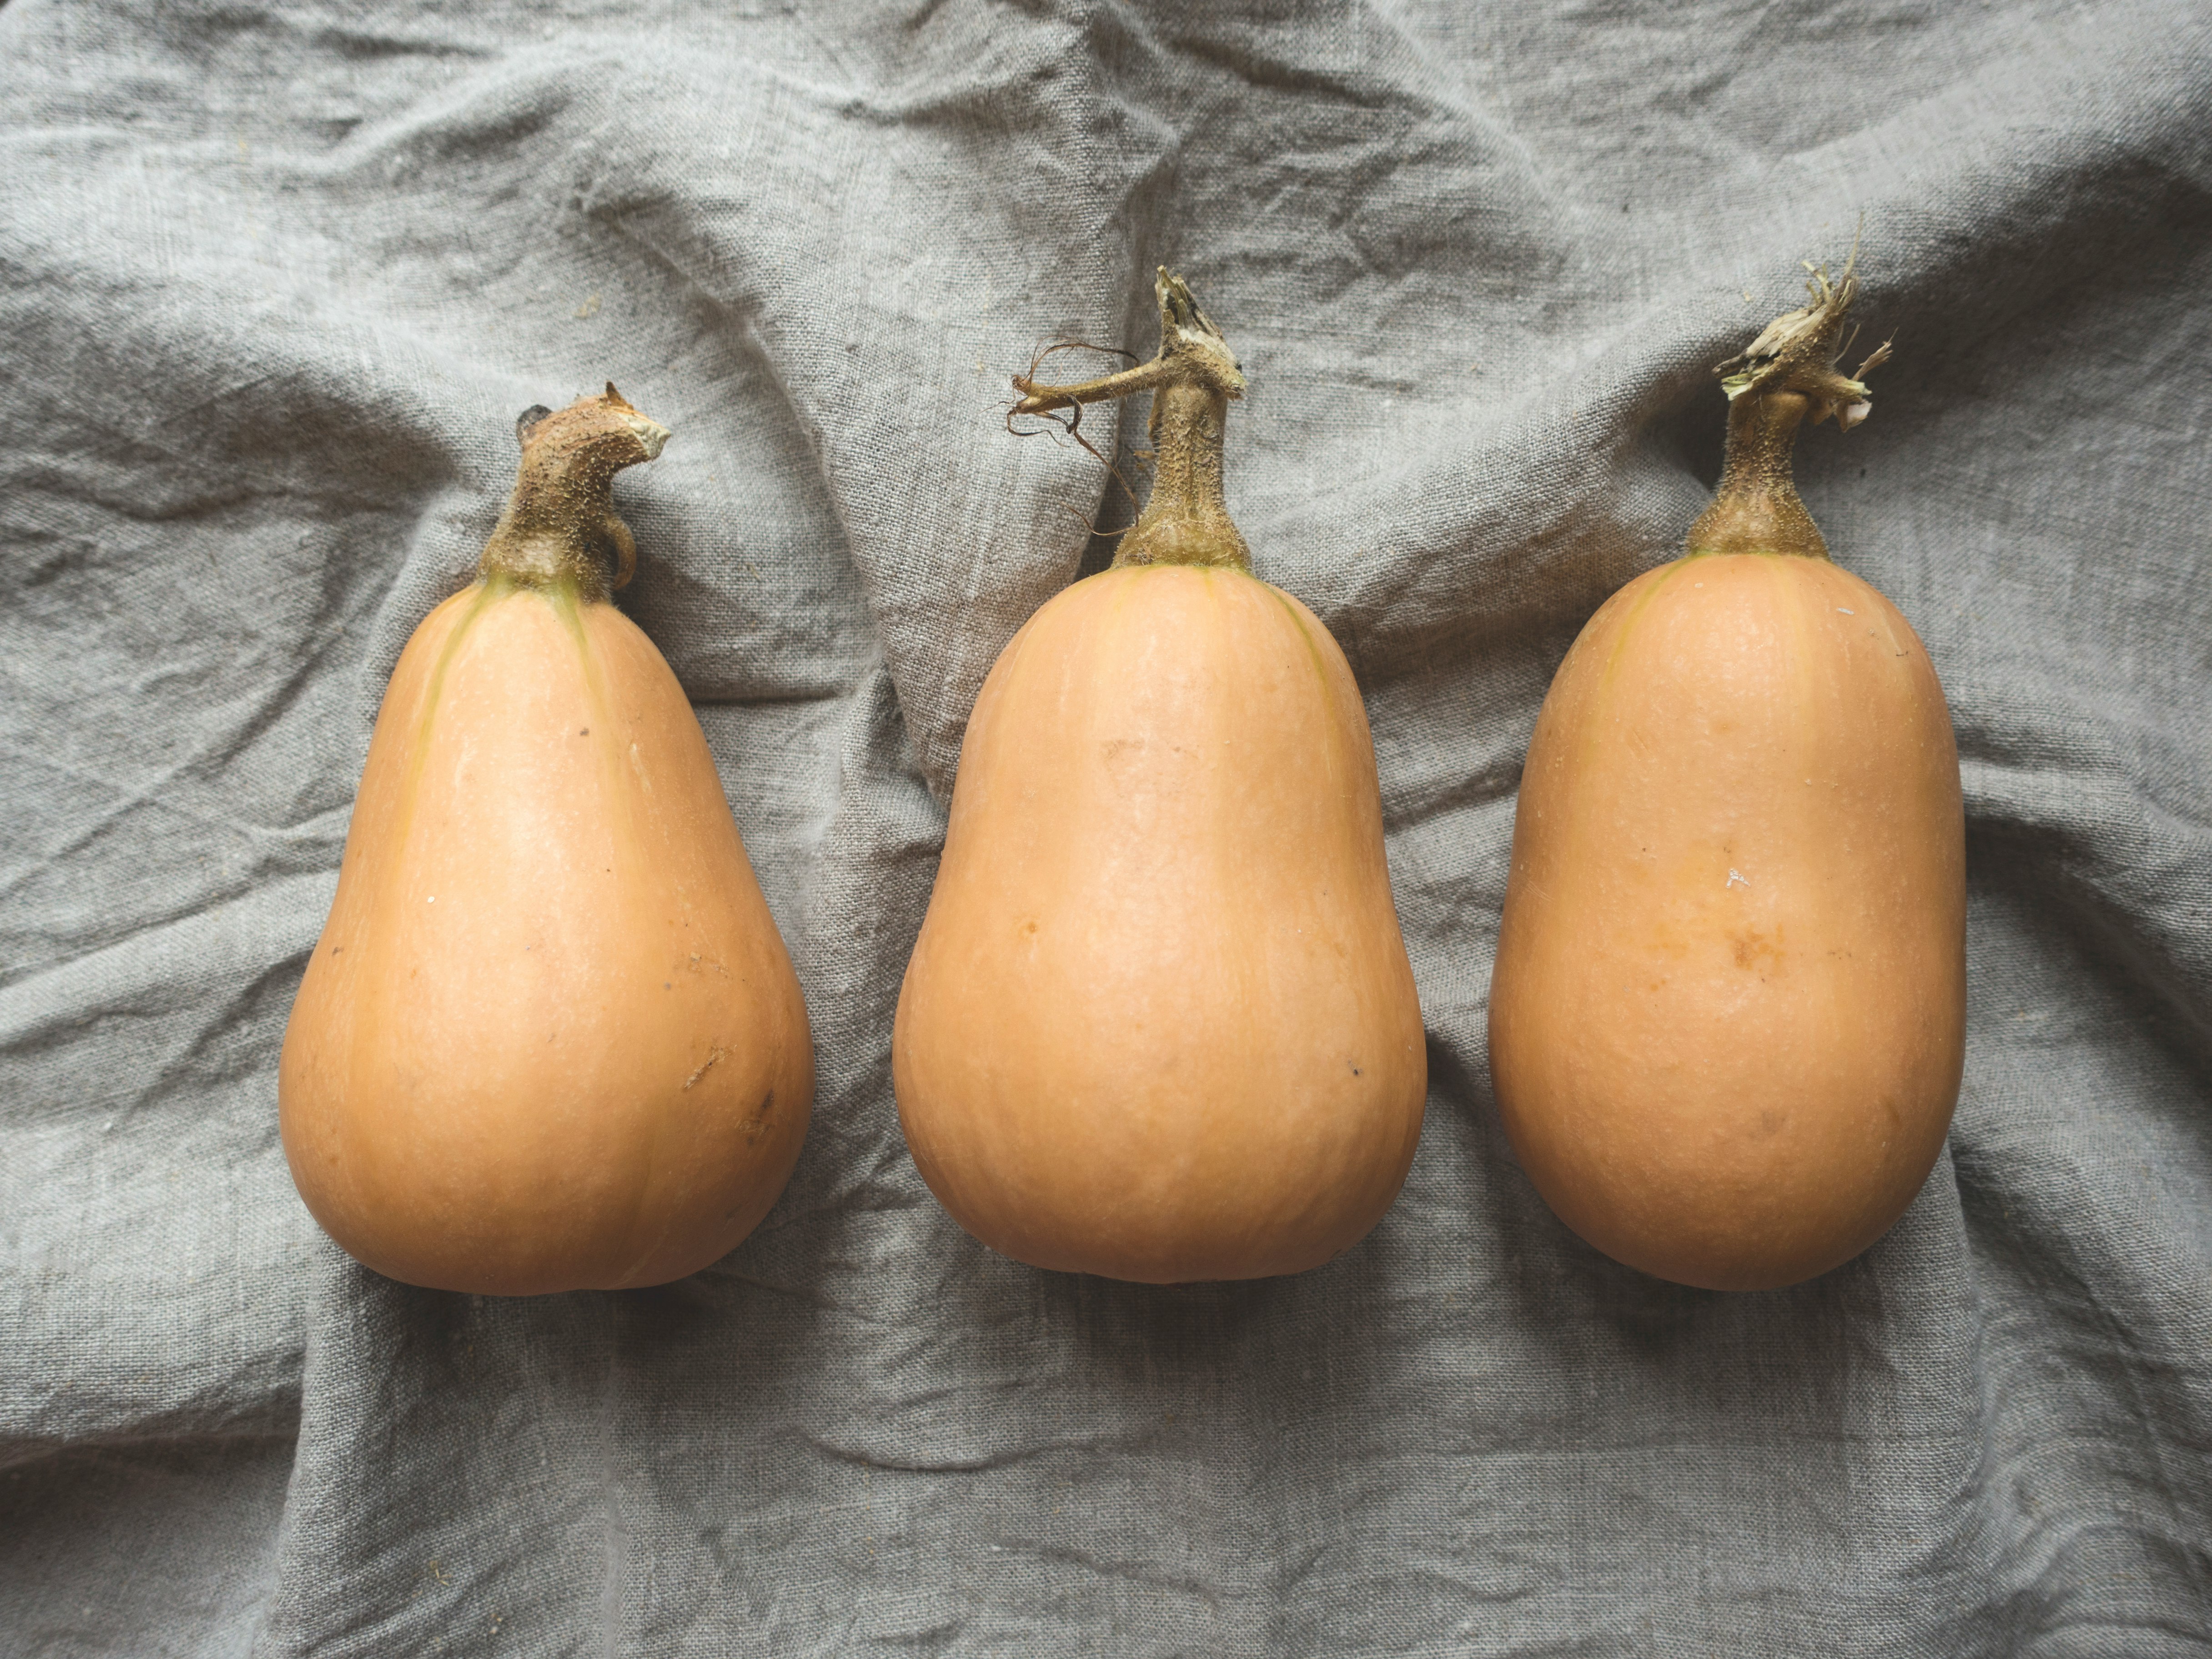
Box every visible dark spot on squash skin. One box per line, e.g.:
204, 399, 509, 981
1731, 930, 1781, 970
742, 1090, 775, 1144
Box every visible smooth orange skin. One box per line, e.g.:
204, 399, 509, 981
279, 581, 814, 1294
894, 566, 1427, 1284
1488, 553, 1965, 1291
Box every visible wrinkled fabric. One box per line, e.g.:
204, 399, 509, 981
2, 1, 2209, 1653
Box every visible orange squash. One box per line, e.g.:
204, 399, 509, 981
279, 387, 814, 1295
893, 272, 1426, 1283
1488, 265, 1964, 1291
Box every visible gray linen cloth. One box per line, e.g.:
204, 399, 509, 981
3, 1, 2208, 1653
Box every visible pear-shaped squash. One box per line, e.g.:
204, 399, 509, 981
1488, 265, 1964, 1291
280, 387, 813, 1295
894, 273, 1426, 1284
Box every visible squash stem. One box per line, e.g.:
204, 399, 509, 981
1689, 391, 1828, 558
1013, 269, 1251, 571
1688, 252, 1892, 560
479, 383, 669, 601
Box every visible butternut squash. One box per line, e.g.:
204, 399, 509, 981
894, 272, 1427, 1283
1488, 263, 1965, 1291
280, 387, 814, 1295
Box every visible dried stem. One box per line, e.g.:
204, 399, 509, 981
479, 383, 669, 600
1009, 269, 1251, 571
1690, 245, 1892, 560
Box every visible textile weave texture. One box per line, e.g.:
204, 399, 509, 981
3, 1, 2208, 1654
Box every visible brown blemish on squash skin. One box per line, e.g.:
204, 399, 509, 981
1730, 930, 1782, 971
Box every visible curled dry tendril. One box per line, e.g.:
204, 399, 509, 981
1005, 340, 1149, 538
